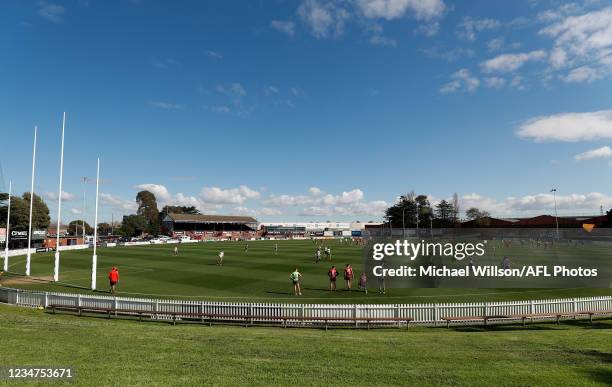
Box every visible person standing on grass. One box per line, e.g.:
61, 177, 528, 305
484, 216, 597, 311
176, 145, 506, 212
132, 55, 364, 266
328, 265, 338, 291
173, 245, 179, 256
217, 250, 225, 266
359, 272, 368, 294
108, 267, 119, 294
274, 243, 278, 256
344, 264, 353, 291
290, 268, 302, 296
244, 243, 249, 255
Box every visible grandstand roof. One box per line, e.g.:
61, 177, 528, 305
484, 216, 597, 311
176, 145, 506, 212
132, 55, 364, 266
164, 213, 257, 224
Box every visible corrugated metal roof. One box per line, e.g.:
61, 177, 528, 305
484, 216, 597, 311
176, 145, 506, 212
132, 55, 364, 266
165, 213, 257, 223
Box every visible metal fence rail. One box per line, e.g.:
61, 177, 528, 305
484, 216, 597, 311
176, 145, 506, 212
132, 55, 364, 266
1, 287, 610, 328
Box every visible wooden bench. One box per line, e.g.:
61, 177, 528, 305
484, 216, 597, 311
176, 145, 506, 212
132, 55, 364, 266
441, 315, 508, 328
47, 305, 413, 329
442, 310, 612, 328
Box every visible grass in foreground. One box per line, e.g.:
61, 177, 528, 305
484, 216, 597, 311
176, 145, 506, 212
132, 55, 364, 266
1, 304, 611, 386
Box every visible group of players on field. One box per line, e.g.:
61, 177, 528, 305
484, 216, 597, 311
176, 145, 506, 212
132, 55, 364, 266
105, 240, 371, 296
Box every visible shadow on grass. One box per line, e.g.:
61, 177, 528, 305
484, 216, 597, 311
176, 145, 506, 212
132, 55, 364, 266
444, 317, 612, 332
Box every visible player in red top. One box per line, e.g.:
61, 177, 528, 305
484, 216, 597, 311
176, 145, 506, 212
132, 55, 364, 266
328, 266, 338, 291
108, 267, 119, 294
344, 264, 353, 291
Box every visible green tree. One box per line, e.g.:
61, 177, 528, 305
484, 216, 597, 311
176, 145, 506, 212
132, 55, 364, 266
160, 205, 200, 215
23, 193, 50, 230
465, 207, 490, 221
136, 191, 160, 235
67, 220, 93, 235
117, 215, 147, 237
384, 192, 433, 228
0, 193, 49, 231
97, 222, 114, 235
434, 199, 455, 227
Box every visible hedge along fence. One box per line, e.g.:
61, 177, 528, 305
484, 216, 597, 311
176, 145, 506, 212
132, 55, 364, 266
1, 287, 611, 328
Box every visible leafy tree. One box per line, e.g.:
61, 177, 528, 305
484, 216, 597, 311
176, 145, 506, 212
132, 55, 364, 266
136, 190, 160, 235
465, 207, 490, 221
434, 199, 455, 227
0, 192, 49, 231
97, 222, 114, 235
384, 192, 433, 228
68, 220, 93, 235
160, 205, 200, 215
117, 215, 146, 237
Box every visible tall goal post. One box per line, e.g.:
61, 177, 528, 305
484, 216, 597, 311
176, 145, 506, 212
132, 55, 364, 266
25, 126, 37, 276
91, 158, 100, 290
53, 112, 66, 282
3, 180, 12, 272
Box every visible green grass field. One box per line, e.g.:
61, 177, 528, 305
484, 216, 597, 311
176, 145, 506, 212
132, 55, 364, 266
3, 239, 611, 303
1, 304, 611, 385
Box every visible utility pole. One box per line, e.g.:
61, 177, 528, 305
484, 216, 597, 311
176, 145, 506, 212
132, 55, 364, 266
550, 188, 559, 239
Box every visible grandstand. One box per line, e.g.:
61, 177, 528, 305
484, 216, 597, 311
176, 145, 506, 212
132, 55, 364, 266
161, 213, 258, 240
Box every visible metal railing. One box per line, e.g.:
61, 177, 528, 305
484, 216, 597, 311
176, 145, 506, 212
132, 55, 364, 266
1, 287, 610, 327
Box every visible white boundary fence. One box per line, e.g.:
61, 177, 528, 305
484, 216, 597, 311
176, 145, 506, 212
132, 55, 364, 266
1, 287, 610, 327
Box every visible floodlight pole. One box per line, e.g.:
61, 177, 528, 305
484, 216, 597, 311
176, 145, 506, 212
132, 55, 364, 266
91, 158, 100, 290
551, 188, 559, 240
3, 181, 12, 272
26, 126, 37, 276
54, 112, 66, 282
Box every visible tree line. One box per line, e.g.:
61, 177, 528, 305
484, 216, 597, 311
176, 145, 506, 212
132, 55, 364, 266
0, 189, 197, 238
384, 191, 492, 228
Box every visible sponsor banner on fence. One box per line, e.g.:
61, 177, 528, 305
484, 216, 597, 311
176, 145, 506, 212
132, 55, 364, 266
0, 228, 5, 242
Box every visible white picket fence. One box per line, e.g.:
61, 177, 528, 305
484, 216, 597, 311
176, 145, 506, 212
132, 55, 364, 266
1, 287, 610, 327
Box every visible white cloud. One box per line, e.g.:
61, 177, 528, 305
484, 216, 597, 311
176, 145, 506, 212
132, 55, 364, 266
260, 207, 283, 216
540, 6, 612, 81
414, 22, 440, 37
440, 68, 479, 93
100, 193, 138, 211
309, 187, 323, 196
205, 105, 230, 114
369, 35, 397, 47
509, 75, 526, 89
150, 57, 181, 69
150, 101, 186, 110
200, 186, 261, 205
216, 83, 247, 105
487, 37, 504, 52
483, 76, 506, 88
537, 2, 582, 22
459, 192, 612, 216
263, 86, 280, 96
549, 47, 568, 69
205, 50, 223, 59
70, 208, 82, 215
297, 0, 350, 38
480, 50, 547, 73
574, 146, 612, 160
517, 109, 612, 142
562, 65, 602, 83
135, 184, 171, 201
44, 191, 75, 201
38, 1, 65, 23
270, 20, 296, 36
355, 0, 446, 21
456, 16, 500, 41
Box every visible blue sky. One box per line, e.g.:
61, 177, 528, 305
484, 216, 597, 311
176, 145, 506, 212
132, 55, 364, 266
1, 0, 612, 224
